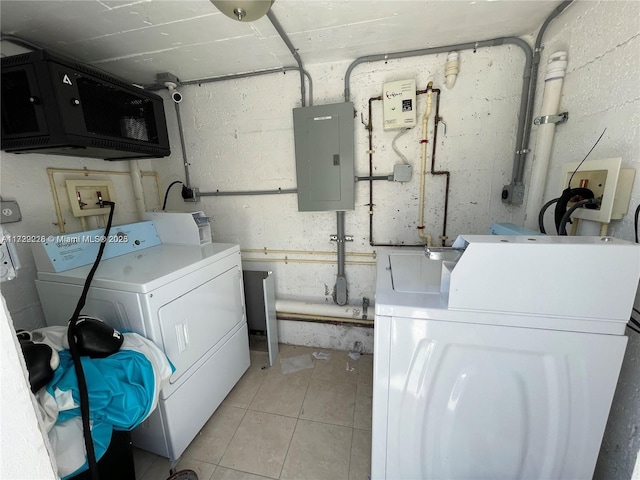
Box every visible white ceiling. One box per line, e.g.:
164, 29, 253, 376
1, 0, 564, 86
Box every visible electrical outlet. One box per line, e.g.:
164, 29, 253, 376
0, 200, 22, 223
65, 179, 116, 218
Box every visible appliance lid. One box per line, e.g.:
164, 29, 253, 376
36, 243, 239, 293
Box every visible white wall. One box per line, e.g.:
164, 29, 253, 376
157, 42, 528, 305
525, 2, 640, 479
0, 0, 638, 477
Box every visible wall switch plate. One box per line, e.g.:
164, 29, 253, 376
0, 200, 22, 223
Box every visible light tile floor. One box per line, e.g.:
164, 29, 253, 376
134, 345, 373, 480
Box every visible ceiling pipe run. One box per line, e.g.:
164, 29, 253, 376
181, 66, 313, 106
344, 36, 533, 205
267, 9, 308, 107
506, 0, 574, 203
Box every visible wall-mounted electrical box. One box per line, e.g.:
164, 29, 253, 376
383, 79, 417, 130
65, 179, 115, 218
293, 102, 355, 211
559, 157, 635, 223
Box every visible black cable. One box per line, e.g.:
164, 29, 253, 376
630, 316, 640, 329
634, 203, 639, 243
162, 181, 183, 211
554, 187, 595, 233
538, 197, 559, 234
558, 198, 597, 235
67, 200, 115, 480
633, 307, 640, 315
567, 128, 607, 188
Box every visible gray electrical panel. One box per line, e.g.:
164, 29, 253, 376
293, 102, 355, 211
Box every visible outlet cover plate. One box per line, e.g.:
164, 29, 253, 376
0, 200, 22, 223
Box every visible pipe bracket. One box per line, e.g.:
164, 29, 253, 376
330, 235, 354, 242
534, 112, 569, 126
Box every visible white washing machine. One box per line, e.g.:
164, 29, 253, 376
373, 235, 640, 480
35, 237, 250, 465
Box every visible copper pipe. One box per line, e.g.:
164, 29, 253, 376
430, 89, 451, 247
366, 88, 451, 247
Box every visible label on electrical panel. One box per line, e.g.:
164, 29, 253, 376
383, 79, 417, 130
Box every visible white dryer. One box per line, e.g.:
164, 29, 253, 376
35, 240, 250, 464
373, 235, 640, 480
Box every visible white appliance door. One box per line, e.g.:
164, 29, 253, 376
376, 316, 626, 480
156, 265, 244, 388
263, 272, 279, 366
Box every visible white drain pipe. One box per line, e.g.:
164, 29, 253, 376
524, 51, 568, 229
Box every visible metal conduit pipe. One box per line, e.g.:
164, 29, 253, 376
515, 0, 573, 183
344, 37, 533, 204
198, 188, 297, 197
174, 102, 192, 189
344, 37, 531, 102
335, 211, 348, 305
181, 66, 313, 107
267, 10, 306, 107
356, 175, 392, 182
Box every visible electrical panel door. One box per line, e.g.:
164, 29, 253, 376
293, 102, 355, 211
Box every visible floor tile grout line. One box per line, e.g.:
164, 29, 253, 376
277, 417, 300, 480
216, 406, 250, 470
297, 367, 314, 419
347, 423, 355, 480
295, 416, 359, 430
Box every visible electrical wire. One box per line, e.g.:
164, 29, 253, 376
67, 200, 115, 480
391, 128, 410, 165
558, 198, 597, 235
538, 197, 559, 234
567, 128, 607, 188
162, 181, 183, 211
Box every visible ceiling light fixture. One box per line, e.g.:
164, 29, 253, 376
210, 0, 275, 22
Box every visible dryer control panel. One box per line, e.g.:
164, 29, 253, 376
31, 221, 161, 273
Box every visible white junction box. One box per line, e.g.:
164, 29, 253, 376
383, 79, 416, 130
